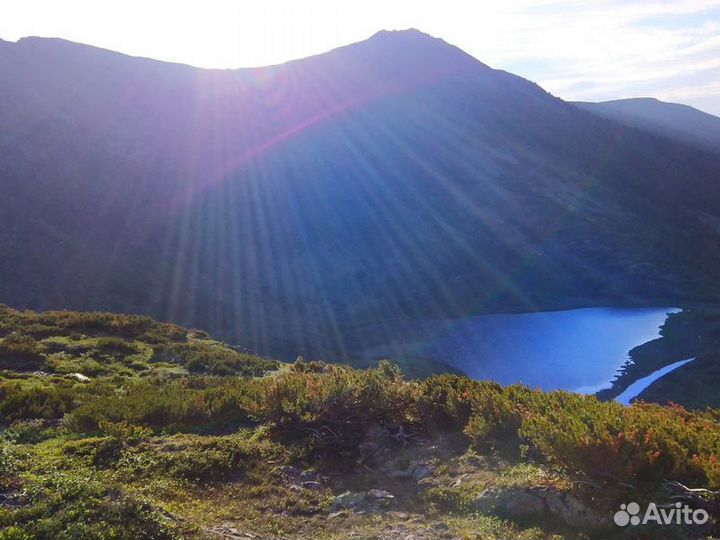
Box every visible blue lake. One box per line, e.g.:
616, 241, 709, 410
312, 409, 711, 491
361, 307, 679, 394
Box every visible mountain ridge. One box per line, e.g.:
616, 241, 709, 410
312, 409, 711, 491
575, 97, 720, 154
2, 28, 480, 71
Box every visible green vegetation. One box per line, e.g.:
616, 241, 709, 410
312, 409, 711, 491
0, 304, 277, 379
1, 306, 718, 539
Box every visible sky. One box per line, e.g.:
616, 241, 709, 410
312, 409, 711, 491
2, 0, 720, 115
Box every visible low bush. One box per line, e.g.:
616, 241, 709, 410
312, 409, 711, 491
137, 434, 284, 484
520, 398, 720, 487
0, 380, 76, 424
0, 473, 189, 540
153, 341, 278, 377
0, 333, 45, 371
1, 419, 58, 444
290, 357, 329, 373
65, 377, 261, 433
0, 305, 156, 340
260, 361, 417, 453
3, 304, 720, 498
0, 441, 17, 485
44, 367, 720, 491
425, 482, 485, 513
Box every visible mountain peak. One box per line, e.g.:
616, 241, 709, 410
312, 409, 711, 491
327, 28, 488, 78
368, 28, 439, 41
363, 28, 469, 56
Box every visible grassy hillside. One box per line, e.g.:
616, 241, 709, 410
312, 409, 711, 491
0, 304, 278, 380
1, 306, 719, 539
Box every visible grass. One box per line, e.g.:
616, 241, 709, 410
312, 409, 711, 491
0, 306, 719, 539
0, 304, 278, 380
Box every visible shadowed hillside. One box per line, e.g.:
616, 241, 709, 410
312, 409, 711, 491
575, 97, 720, 154
2, 30, 720, 359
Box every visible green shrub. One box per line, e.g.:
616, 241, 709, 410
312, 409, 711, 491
137, 324, 188, 344
416, 374, 482, 431
0, 441, 17, 485
66, 378, 260, 433
0, 304, 186, 345
94, 337, 140, 356
290, 357, 329, 373
134, 434, 284, 484
153, 341, 277, 377
3, 301, 720, 500
0, 333, 45, 371
425, 482, 484, 514
0, 473, 188, 540
416, 376, 524, 441
57, 366, 720, 491
0, 380, 76, 424
520, 398, 720, 488
260, 362, 417, 453
1, 419, 58, 444
37, 311, 155, 338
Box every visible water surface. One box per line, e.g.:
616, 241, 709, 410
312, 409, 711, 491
361, 307, 679, 393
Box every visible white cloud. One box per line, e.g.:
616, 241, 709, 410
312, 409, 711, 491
452, 0, 720, 114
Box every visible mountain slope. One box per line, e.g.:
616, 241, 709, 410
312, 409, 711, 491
574, 97, 720, 153
2, 30, 720, 359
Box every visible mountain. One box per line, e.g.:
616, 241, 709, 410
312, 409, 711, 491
574, 97, 720, 153
2, 30, 720, 360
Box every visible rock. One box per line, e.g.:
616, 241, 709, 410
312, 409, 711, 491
391, 460, 424, 479
411, 465, 432, 482
331, 491, 365, 510
474, 487, 602, 530
69, 372, 91, 382
452, 473, 469, 487
301, 480, 322, 491
366, 489, 395, 501
280, 465, 299, 477
498, 490, 547, 516
391, 467, 413, 479
542, 490, 603, 529
358, 441, 380, 462
431, 522, 449, 531
299, 469, 318, 482
416, 476, 436, 488
328, 510, 348, 519
203, 525, 256, 539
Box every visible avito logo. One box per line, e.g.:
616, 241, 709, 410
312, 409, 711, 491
614, 501, 709, 527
